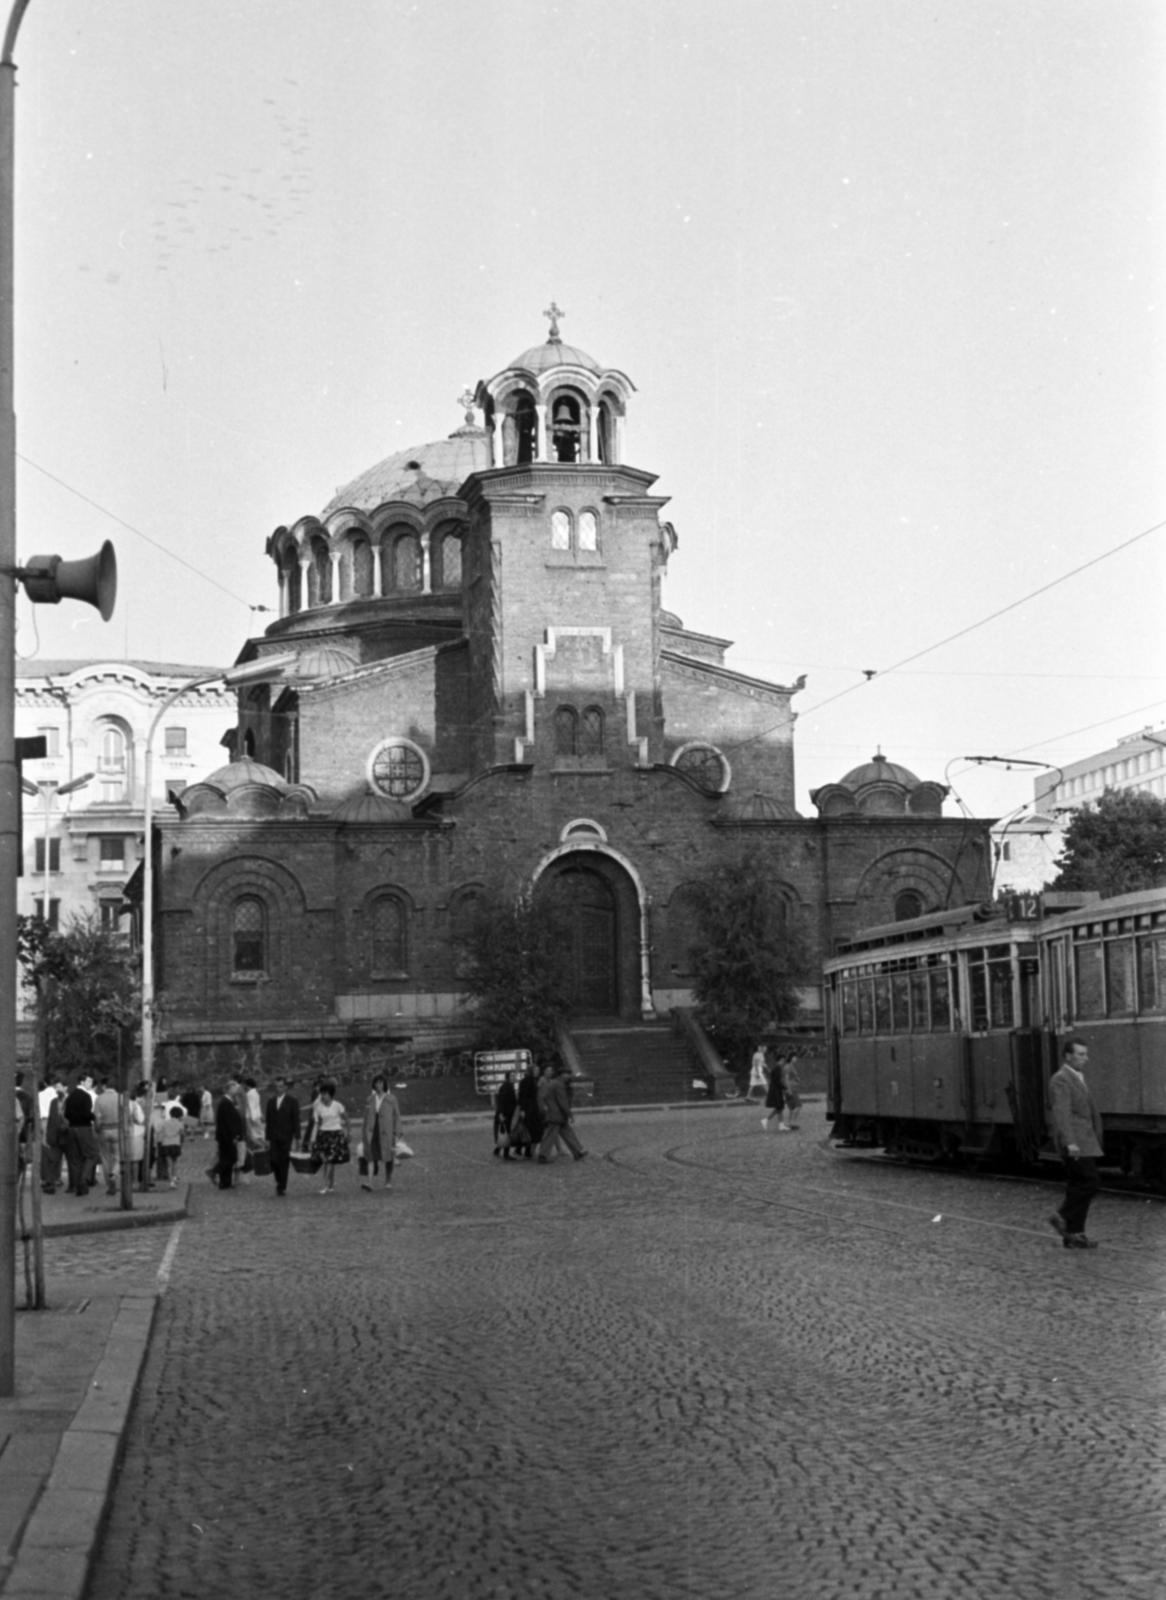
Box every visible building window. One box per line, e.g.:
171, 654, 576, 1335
99, 901, 123, 935
232, 896, 266, 974
550, 393, 585, 462
99, 836, 126, 869
370, 895, 407, 977
554, 704, 578, 757
393, 534, 421, 591
33, 898, 60, 930
33, 837, 60, 874
894, 890, 924, 922
672, 742, 731, 795
551, 510, 571, 551
36, 725, 60, 757
578, 510, 598, 552
96, 723, 128, 802
164, 726, 187, 756
580, 705, 605, 758
449, 887, 485, 977
436, 530, 462, 589
309, 537, 332, 606
368, 738, 429, 801
351, 536, 374, 598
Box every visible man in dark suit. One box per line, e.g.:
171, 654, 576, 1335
264, 1076, 301, 1197
1047, 1038, 1105, 1249
214, 1079, 246, 1190
62, 1072, 99, 1196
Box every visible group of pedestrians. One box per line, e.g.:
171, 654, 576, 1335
21, 1073, 207, 1197
210, 1072, 408, 1197
748, 1044, 802, 1132
492, 1062, 587, 1164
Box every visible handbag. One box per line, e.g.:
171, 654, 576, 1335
251, 1147, 271, 1177
289, 1149, 322, 1175
394, 1138, 413, 1159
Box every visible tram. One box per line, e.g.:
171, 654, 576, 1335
824, 886, 1166, 1184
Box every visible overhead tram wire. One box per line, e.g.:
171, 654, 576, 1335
17, 453, 265, 613
722, 512, 1166, 755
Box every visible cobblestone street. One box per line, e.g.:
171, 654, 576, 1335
79, 1106, 1164, 1600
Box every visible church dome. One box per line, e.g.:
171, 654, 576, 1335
323, 429, 491, 516
201, 757, 289, 794
330, 790, 412, 823
506, 339, 602, 375
715, 791, 800, 822
838, 752, 921, 790
288, 643, 360, 680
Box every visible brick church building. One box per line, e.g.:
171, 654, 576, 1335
152, 316, 991, 1074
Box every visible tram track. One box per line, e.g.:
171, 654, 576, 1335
598, 1124, 1166, 1297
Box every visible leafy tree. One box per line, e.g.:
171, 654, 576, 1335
1051, 788, 1166, 899
686, 853, 805, 1069
456, 893, 573, 1068
17, 914, 140, 1082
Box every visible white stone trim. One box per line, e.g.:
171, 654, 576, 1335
529, 840, 654, 1019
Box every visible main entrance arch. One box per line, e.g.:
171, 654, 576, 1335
533, 845, 650, 1020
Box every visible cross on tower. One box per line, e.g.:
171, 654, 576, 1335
543, 301, 565, 342
458, 387, 476, 424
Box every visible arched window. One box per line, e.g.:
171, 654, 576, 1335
393, 534, 421, 591
503, 391, 537, 465
554, 705, 578, 757
551, 393, 585, 463
309, 537, 331, 606
436, 531, 462, 590
232, 897, 266, 974
96, 722, 128, 803
894, 890, 924, 922
551, 510, 571, 551
580, 705, 605, 757
284, 552, 302, 614
578, 510, 598, 552
596, 399, 613, 464
350, 536, 374, 598
370, 895, 406, 977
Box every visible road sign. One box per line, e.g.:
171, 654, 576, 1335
473, 1050, 532, 1095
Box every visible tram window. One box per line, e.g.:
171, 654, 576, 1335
1074, 944, 1105, 1019
1138, 935, 1166, 1012
891, 974, 910, 1032
930, 968, 952, 1031
910, 970, 929, 1030
841, 981, 858, 1034
1020, 959, 1040, 1027
1105, 938, 1135, 1015
857, 980, 874, 1034
970, 963, 989, 1031
874, 976, 892, 1033
989, 960, 1014, 1029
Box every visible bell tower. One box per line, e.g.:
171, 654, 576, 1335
462, 312, 674, 773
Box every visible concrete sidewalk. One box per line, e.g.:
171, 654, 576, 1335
0, 1177, 188, 1598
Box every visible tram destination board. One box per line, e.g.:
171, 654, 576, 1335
474, 1050, 532, 1095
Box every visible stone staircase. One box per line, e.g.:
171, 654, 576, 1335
565, 1020, 711, 1106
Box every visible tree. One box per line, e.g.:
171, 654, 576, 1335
456, 894, 573, 1068
1051, 788, 1166, 899
686, 853, 805, 1069
17, 914, 140, 1082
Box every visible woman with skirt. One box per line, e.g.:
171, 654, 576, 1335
361, 1074, 400, 1192
762, 1054, 789, 1132
309, 1081, 350, 1193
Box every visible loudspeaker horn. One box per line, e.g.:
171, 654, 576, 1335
19, 540, 117, 621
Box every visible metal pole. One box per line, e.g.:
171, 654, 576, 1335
0, 0, 32, 1400
40, 779, 49, 923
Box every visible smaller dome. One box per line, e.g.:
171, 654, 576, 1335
716, 791, 799, 822
838, 752, 921, 790
289, 644, 360, 680
201, 757, 289, 794
331, 790, 412, 823
507, 340, 602, 375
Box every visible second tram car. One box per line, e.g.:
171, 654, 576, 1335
824, 886, 1166, 1184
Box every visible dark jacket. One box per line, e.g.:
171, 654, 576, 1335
215, 1094, 245, 1148
265, 1093, 301, 1149
63, 1085, 95, 1127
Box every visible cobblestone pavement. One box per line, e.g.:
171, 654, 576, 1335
84, 1105, 1165, 1600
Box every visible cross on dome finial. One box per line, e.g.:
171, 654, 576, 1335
543, 301, 565, 343
458, 386, 476, 424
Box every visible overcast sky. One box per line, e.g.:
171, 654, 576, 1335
10, 0, 1165, 819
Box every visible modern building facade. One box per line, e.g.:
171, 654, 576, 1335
151, 323, 993, 1074
1035, 725, 1166, 812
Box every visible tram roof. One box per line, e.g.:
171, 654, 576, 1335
836, 903, 994, 954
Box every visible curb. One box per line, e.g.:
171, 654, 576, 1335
0, 1284, 163, 1599
17, 1187, 191, 1242
403, 1095, 825, 1127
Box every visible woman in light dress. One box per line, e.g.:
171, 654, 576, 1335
309, 1081, 350, 1193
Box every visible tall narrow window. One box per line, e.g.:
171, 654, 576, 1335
554, 705, 578, 757
36, 726, 60, 757
438, 532, 462, 589
551, 510, 571, 551
596, 399, 613, 464
509, 392, 536, 464
578, 510, 598, 552
393, 534, 421, 590
580, 705, 605, 758
97, 723, 128, 802
370, 895, 406, 976
232, 897, 266, 974
351, 536, 374, 598
310, 538, 332, 606
551, 394, 584, 462
33, 898, 60, 929
33, 838, 60, 873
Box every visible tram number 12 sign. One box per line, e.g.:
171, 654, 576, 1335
474, 1050, 532, 1096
